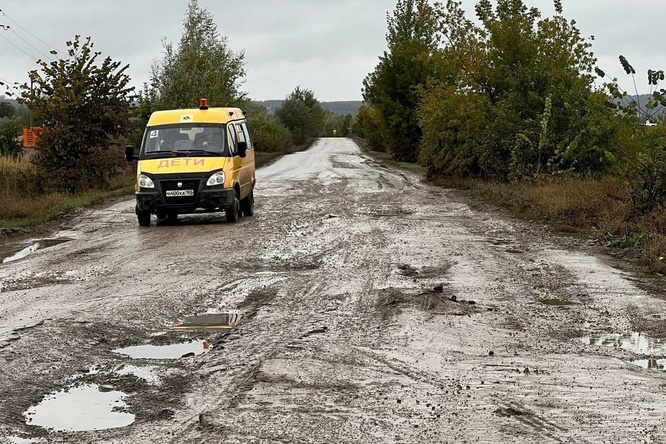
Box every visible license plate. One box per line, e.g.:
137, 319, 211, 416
166, 189, 194, 197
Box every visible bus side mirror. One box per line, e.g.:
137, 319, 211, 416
238, 141, 248, 158
125, 145, 137, 162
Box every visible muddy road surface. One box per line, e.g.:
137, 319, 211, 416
1, 138, 666, 443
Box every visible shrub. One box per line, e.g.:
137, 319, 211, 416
19, 36, 134, 193
244, 103, 292, 152
0, 118, 22, 156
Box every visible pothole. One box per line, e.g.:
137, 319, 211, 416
581, 332, 666, 355
173, 312, 242, 331
631, 358, 666, 370
24, 384, 134, 431
114, 340, 210, 359
114, 364, 160, 383
2, 238, 73, 264
6, 436, 45, 444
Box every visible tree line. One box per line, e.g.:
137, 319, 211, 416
360, 0, 666, 213
0, 0, 355, 194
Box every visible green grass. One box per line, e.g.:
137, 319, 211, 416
255, 140, 316, 168
0, 184, 134, 229
255, 152, 285, 169
0, 143, 315, 230
356, 138, 666, 275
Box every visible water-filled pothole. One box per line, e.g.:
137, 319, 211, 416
24, 384, 134, 431
114, 340, 210, 359
2, 238, 73, 264
631, 358, 666, 370
114, 364, 159, 383
581, 332, 666, 355
173, 312, 242, 330
6, 437, 44, 444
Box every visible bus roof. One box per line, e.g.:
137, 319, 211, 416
147, 107, 245, 127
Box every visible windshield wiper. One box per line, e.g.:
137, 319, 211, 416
175, 149, 224, 157
143, 151, 180, 157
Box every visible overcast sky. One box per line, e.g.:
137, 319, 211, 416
0, 0, 664, 102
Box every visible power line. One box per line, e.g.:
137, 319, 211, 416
0, 30, 40, 60
7, 26, 54, 61
0, 8, 63, 55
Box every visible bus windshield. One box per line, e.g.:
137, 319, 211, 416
141, 124, 229, 158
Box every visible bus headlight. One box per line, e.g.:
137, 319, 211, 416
139, 174, 155, 189
206, 171, 225, 186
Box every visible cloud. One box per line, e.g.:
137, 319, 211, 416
1, 0, 666, 101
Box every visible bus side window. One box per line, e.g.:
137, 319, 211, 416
228, 125, 238, 154
236, 123, 246, 146
240, 122, 253, 149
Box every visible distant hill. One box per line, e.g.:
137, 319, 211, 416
254, 100, 362, 116
0, 96, 20, 109
616, 94, 666, 121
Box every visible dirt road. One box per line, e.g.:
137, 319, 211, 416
1, 138, 666, 443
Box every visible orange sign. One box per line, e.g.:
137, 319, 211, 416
22, 127, 42, 148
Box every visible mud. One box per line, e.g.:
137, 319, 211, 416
1, 138, 666, 443
1, 237, 73, 264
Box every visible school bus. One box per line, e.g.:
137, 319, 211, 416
126, 99, 255, 226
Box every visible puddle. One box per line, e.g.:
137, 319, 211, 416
632, 358, 666, 370
7, 437, 44, 444
173, 312, 242, 330
114, 340, 210, 359
114, 365, 159, 383
581, 332, 666, 355
24, 384, 134, 432
2, 238, 73, 264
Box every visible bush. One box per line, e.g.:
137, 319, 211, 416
0, 118, 22, 156
275, 87, 325, 145
244, 103, 292, 152
19, 36, 134, 193
357, 105, 387, 152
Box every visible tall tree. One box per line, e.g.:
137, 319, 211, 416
149, 0, 246, 110
363, 0, 437, 162
275, 87, 325, 145
19, 35, 134, 192
418, 0, 615, 179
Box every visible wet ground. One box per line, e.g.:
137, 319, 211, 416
1, 138, 666, 443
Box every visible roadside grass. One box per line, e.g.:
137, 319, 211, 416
443, 176, 633, 233
255, 152, 284, 168
441, 176, 666, 274
0, 155, 135, 228
0, 185, 134, 229
364, 149, 427, 175
359, 146, 666, 275
255, 140, 316, 168
433, 175, 666, 274
0, 142, 315, 230
0, 154, 38, 196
